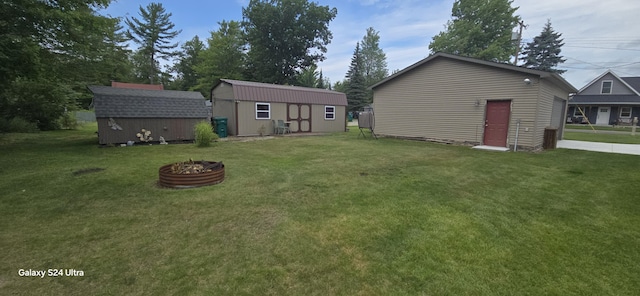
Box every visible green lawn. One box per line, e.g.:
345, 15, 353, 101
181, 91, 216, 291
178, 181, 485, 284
564, 131, 640, 144
565, 124, 638, 132
2, 124, 640, 295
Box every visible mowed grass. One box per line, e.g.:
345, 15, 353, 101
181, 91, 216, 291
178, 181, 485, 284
565, 124, 638, 132
564, 131, 640, 144
1, 124, 640, 295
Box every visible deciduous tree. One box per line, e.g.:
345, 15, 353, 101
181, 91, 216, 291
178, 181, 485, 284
171, 36, 205, 91
0, 0, 125, 130
242, 0, 337, 85
360, 27, 388, 87
359, 27, 388, 103
429, 0, 520, 62
195, 20, 247, 96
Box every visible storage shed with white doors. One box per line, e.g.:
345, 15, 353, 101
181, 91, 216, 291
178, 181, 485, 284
211, 79, 347, 136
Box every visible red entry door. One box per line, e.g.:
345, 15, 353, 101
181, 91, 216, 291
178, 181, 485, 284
483, 100, 511, 147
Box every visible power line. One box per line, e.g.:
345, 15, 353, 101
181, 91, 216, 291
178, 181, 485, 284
563, 57, 640, 68
564, 56, 607, 68
563, 45, 640, 52
560, 56, 640, 76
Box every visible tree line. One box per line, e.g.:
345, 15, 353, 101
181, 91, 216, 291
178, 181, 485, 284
0, 0, 565, 132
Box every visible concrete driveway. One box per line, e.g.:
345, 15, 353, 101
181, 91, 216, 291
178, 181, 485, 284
557, 140, 640, 155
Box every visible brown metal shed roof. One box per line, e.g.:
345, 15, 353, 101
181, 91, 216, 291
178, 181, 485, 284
216, 79, 347, 106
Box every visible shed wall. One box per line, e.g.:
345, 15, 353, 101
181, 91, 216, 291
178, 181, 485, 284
212, 99, 236, 136
236, 101, 287, 136
234, 102, 346, 136
373, 58, 541, 148
310, 105, 346, 132
97, 117, 203, 144
213, 80, 347, 136
212, 82, 237, 135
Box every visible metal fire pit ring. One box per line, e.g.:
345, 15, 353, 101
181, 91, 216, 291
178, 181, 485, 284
158, 161, 225, 188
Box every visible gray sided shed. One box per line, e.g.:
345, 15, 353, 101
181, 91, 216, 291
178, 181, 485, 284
89, 86, 209, 145
211, 79, 348, 136
370, 53, 577, 151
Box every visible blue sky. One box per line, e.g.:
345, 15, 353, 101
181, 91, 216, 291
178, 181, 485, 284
103, 0, 640, 89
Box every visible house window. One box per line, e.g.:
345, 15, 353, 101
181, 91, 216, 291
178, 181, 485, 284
620, 107, 632, 118
573, 106, 584, 117
324, 106, 335, 120
601, 81, 612, 94
255, 102, 270, 119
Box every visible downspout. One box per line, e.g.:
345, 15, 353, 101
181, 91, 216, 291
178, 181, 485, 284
514, 119, 521, 152
235, 101, 239, 136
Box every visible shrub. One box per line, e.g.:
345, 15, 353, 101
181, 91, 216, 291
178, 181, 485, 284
7, 117, 39, 133
194, 121, 219, 147
59, 112, 79, 130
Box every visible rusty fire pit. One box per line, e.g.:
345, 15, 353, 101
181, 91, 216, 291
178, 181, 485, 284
158, 160, 225, 188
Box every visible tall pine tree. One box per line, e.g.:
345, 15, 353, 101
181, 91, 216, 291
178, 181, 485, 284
345, 42, 367, 112
125, 2, 181, 84
296, 64, 320, 88
520, 20, 566, 74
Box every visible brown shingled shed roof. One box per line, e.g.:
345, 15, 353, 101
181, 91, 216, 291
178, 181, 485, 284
215, 79, 347, 106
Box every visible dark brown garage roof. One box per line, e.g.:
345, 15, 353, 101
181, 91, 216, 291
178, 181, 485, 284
215, 79, 347, 106
89, 86, 208, 118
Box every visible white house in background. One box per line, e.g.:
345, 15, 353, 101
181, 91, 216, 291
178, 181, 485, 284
567, 70, 640, 125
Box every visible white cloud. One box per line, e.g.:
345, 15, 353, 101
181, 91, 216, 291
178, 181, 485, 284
321, 0, 452, 84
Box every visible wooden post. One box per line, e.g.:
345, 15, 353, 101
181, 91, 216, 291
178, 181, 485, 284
632, 117, 638, 136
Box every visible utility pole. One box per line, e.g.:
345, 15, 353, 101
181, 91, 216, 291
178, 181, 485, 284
513, 20, 527, 65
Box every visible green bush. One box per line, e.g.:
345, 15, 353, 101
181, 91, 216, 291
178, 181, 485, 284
194, 121, 219, 147
2, 117, 39, 133
59, 112, 79, 130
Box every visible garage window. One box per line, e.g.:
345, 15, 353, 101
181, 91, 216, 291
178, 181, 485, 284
324, 106, 335, 120
256, 103, 270, 119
